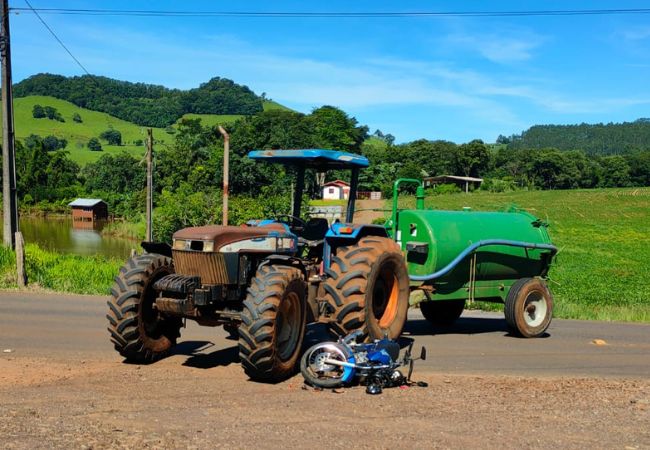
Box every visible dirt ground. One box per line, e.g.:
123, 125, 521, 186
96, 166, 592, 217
1, 353, 648, 449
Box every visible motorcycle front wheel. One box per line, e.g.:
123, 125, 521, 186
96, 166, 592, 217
300, 342, 351, 388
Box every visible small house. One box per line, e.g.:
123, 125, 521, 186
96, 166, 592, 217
68, 198, 108, 222
423, 175, 483, 193
322, 180, 351, 200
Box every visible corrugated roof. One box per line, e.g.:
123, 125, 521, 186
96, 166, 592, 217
68, 198, 105, 207
323, 180, 350, 187
424, 175, 483, 183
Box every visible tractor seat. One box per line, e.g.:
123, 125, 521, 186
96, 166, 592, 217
173, 223, 288, 250
298, 218, 330, 242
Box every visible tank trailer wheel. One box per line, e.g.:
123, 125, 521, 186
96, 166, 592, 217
420, 299, 466, 327
239, 264, 307, 382
505, 278, 554, 338
323, 237, 410, 340
107, 254, 182, 363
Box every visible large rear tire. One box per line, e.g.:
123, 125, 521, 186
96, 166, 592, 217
107, 254, 182, 362
239, 264, 307, 382
420, 299, 465, 326
505, 278, 553, 338
323, 236, 410, 340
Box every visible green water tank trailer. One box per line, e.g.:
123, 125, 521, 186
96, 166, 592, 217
389, 179, 557, 338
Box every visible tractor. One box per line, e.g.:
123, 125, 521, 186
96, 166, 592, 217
107, 149, 410, 382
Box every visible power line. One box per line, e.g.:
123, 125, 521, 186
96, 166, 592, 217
22, 0, 91, 76
9, 7, 650, 18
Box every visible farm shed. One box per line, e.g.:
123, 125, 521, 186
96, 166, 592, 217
323, 180, 351, 200
423, 175, 483, 193
68, 198, 108, 222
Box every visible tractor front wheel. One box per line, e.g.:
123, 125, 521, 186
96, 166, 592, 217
505, 278, 553, 338
107, 253, 182, 362
238, 264, 307, 382
323, 237, 410, 340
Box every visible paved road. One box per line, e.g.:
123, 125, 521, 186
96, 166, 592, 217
1, 291, 648, 378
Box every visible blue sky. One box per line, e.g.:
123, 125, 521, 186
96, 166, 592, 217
8, 0, 650, 143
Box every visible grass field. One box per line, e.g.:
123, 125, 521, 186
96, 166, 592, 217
396, 187, 650, 322
3, 96, 174, 165
1, 96, 295, 166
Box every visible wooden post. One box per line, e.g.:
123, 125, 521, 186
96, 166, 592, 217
15, 231, 25, 287
218, 126, 230, 226
145, 129, 153, 241
1, 0, 18, 249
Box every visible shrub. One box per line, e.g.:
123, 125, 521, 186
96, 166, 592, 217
32, 104, 45, 118
88, 137, 102, 151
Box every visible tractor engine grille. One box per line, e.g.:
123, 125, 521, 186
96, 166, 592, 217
172, 250, 229, 285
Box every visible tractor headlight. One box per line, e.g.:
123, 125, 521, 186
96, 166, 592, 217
172, 239, 190, 250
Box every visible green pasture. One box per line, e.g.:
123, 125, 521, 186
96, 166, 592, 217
3, 96, 170, 165
396, 187, 650, 322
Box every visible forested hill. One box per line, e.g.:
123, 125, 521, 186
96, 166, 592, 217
505, 119, 650, 155
13, 73, 263, 128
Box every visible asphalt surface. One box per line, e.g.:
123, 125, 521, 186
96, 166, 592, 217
1, 290, 649, 378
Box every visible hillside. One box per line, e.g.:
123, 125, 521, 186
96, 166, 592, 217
506, 119, 650, 155
2, 96, 169, 165
175, 100, 294, 127
14, 73, 264, 128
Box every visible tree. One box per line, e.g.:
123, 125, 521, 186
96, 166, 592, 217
32, 104, 45, 118
88, 137, 102, 151
82, 152, 145, 194
72, 112, 82, 123
43, 105, 64, 122
599, 156, 630, 187
452, 139, 490, 178
42, 135, 67, 151
100, 129, 122, 146
307, 106, 368, 153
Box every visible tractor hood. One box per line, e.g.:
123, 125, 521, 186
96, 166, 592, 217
172, 224, 294, 253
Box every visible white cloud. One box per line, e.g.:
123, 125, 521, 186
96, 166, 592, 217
445, 31, 546, 63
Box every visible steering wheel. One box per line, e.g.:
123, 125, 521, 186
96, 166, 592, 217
275, 214, 308, 229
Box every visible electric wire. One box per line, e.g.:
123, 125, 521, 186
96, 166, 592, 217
9, 7, 650, 18
22, 0, 92, 76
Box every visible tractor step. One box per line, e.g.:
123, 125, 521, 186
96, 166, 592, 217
153, 274, 200, 294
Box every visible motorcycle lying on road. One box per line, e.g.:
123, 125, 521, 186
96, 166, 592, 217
300, 330, 426, 394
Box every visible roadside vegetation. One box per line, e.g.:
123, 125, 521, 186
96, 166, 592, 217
0, 244, 121, 295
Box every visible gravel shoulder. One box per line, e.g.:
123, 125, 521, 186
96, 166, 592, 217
1, 291, 649, 448
1, 353, 649, 449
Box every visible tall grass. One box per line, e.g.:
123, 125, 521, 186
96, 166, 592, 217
0, 243, 122, 295
398, 187, 650, 322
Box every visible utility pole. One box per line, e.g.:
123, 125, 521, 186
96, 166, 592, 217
145, 129, 153, 242
1, 0, 18, 249
218, 126, 229, 226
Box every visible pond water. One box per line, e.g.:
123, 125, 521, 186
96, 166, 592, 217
4, 216, 137, 260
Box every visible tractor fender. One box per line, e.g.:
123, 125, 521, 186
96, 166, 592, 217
323, 224, 392, 272
141, 241, 172, 258
324, 223, 389, 247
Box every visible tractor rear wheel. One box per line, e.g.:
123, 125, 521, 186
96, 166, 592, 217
107, 254, 182, 362
323, 236, 410, 340
419, 299, 465, 326
238, 264, 307, 382
505, 278, 553, 338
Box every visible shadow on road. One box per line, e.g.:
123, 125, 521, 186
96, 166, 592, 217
404, 317, 550, 339
405, 317, 510, 336
171, 340, 240, 369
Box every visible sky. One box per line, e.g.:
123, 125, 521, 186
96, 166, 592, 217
7, 0, 650, 143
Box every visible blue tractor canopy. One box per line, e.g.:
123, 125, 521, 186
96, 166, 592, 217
248, 149, 369, 223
